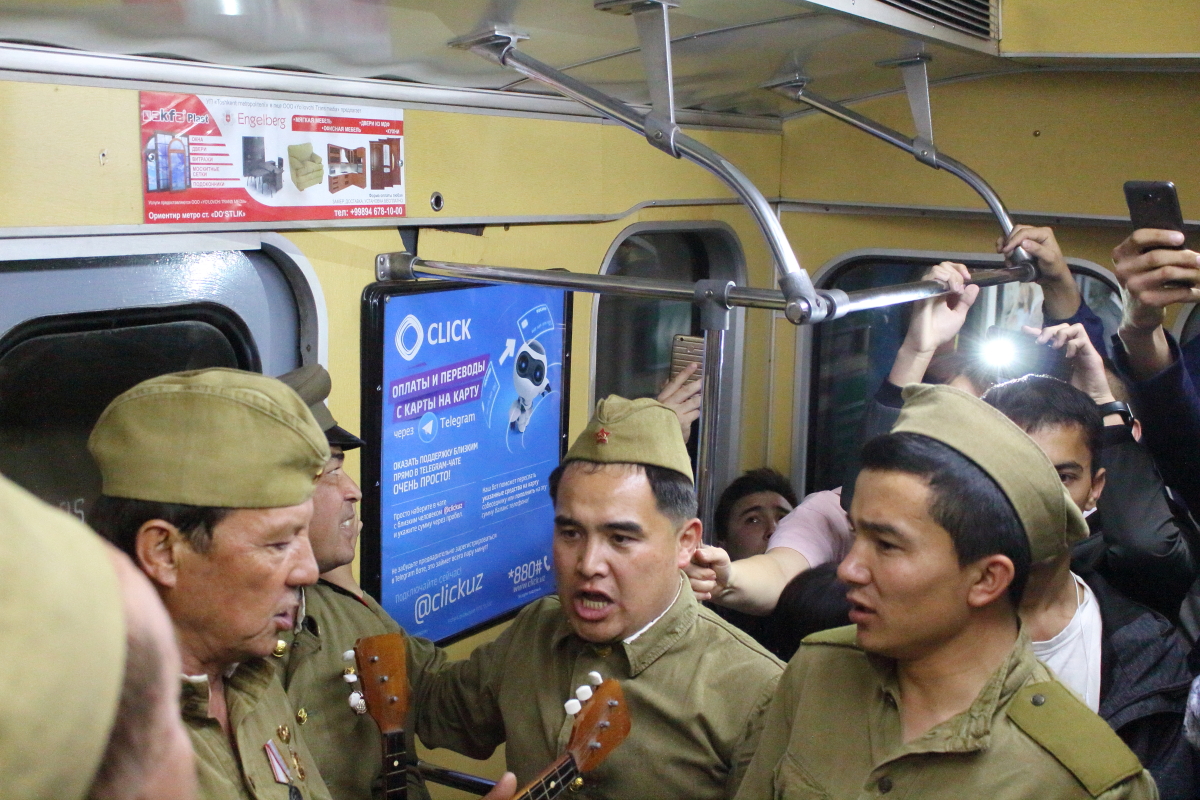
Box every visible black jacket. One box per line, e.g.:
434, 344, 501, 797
1074, 567, 1196, 800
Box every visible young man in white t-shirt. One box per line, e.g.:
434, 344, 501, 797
982, 327, 1195, 800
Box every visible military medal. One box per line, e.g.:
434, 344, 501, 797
264, 739, 292, 784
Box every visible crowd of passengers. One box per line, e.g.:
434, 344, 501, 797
6, 224, 1200, 800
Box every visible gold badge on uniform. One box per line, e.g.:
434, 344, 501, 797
277, 725, 291, 744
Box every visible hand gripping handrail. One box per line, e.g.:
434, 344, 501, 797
448, 28, 830, 324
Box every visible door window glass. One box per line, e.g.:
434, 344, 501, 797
807, 256, 1119, 493
0, 305, 258, 521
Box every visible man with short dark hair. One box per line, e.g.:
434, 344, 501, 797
415, 396, 783, 800
734, 385, 1156, 800
713, 468, 797, 562
982, 337, 1195, 800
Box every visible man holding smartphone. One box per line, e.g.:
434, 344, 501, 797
1109, 227, 1200, 516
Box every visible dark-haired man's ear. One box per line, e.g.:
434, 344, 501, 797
965, 554, 1016, 609
134, 519, 183, 590
675, 518, 703, 568
1085, 467, 1107, 513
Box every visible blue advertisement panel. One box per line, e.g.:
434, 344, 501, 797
372, 283, 568, 642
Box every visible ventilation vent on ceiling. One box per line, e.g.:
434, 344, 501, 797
877, 0, 998, 39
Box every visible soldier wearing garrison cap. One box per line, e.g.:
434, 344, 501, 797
735, 385, 1157, 800
0, 473, 196, 800
89, 368, 336, 800
275, 364, 441, 800
415, 395, 783, 800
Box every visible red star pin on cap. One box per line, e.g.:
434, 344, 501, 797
595, 427, 610, 444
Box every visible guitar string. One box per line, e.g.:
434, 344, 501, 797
525, 755, 578, 800
382, 730, 407, 798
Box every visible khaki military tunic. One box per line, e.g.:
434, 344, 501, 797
734, 625, 1159, 800
181, 658, 333, 800
414, 578, 784, 800
279, 580, 444, 800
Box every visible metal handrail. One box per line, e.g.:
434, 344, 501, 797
770, 83, 1038, 281
449, 30, 826, 325
375, 253, 1032, 322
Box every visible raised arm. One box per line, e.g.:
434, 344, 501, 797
1032, 321, 1199, 616
1110, 228, 1200, 513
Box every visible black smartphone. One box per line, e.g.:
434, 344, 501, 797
1124, 180, 1185, 243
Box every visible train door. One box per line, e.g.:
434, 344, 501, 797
0, 233, 323, 522
795, 248, 1121, 494
592, 221, 746, 489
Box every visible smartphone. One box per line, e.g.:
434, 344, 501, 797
1124, 180, 1185, 242
976, 327, 1068, 382
1124, 181, 1195, 288
669, 334, 704, 385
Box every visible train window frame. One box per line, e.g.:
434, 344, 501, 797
791, 248, 1120, 495
0, 232, 327, 375
590, 221, 747, 493
0, 232, 328, 509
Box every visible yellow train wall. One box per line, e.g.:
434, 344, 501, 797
3, 62, 1199, 795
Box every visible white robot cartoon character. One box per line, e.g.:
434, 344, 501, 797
509, 339, 551, 433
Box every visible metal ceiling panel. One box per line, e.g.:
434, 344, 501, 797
0, 0, 1017, 118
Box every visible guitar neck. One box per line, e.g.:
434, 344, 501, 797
514, 754, 581, 800
382, 730, 407, 800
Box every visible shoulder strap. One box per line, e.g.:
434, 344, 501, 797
1006, 681, 1143, 797
800, 624, 860, 649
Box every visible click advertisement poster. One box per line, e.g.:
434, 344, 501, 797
139, 91, 404, 224
362, 282, 570, 642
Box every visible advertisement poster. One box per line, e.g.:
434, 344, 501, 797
377, 284, 567, 641
139, 91, 404, 224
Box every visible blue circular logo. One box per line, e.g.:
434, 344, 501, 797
418, 411, 439, 443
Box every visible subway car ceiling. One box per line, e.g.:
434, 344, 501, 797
0, 0, 1197, 511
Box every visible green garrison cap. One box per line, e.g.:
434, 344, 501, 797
0, 473, 125, 800
89, 368, 330, 508
278, 363, 365, 451
892, 384, 1089, 562
566, 395, 693, 482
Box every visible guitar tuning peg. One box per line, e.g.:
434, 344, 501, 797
587, 671, 603, 686
343, 668, 358, 684
575, 685, 593, 702
564, 698, 582, 716
349, 691, 367, 715
342, 649, 356, 662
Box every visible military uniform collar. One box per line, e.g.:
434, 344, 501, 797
870, 628, 1036, 757
179, 658, 278, 724
552, 574, 697, 677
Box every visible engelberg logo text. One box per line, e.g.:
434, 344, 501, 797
414, 573, 483, 624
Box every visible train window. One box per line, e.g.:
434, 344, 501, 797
593, 223, 745, 479
804, 252, 1120, 494
0, 305, 257, 522
0, 240, 320, 515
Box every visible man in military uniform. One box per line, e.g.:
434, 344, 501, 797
276, 364, 443, 800
415, 396, 784, 800
734, 385, 1158, 800
0, 472, 196, 800
89, 368, 337, 800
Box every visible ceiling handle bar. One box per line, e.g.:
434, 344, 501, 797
448, 29, 827, 326
375, 252, 1030, 322
768, 81, 1038, 282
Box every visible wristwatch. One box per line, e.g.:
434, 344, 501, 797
1096, 400, 1133, 426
